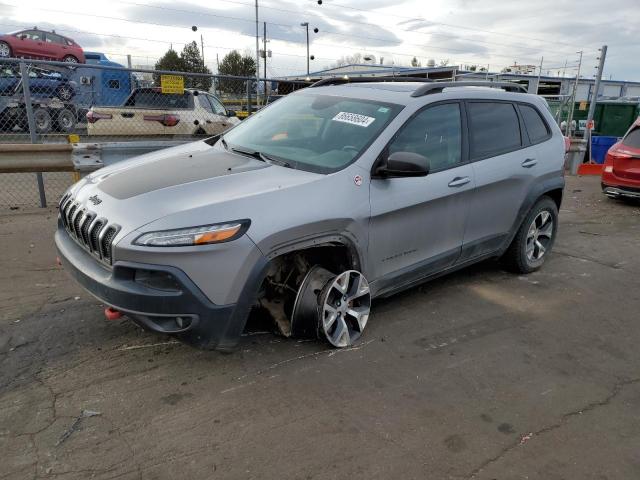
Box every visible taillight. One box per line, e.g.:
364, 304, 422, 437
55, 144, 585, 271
86, 111, 112, 123
163, 114, 180, 127
563, 136, 571, 153
143, 114, 180, 127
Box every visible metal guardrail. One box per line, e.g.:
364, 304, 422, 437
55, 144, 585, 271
0, 140, 190, 208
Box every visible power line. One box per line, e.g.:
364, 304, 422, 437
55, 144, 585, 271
0, 2, 582, 67
112, 0, 581, 57
309, 0, 592, 49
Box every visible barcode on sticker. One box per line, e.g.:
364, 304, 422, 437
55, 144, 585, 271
332, 112, 375, 127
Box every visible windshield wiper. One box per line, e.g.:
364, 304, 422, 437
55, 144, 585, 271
228, 145, 292, 168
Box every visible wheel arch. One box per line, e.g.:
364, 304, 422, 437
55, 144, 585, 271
249, 235, 364, 338
499, 174, 565, 256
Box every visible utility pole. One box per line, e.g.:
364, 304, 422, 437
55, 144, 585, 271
200, 34, 205, 68
566, 51, 583, 138
301, 22, 309, 75
585, 45, 608, 161
263, 21, 267, 99
255, 0, 260, 109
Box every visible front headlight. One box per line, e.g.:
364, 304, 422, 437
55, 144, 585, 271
133, 220, 250, 247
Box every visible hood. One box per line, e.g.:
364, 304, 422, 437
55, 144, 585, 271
96, 144, 269, 200
68, 141, 323, 238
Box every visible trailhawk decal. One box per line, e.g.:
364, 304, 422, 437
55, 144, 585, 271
332, 111, 376, 127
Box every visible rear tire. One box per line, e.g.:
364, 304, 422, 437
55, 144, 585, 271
33, 108, 52, 134
0, 41, 11, 58
55, 108, 76, 133
501, 196, 558, 274
62, 55, 78, 63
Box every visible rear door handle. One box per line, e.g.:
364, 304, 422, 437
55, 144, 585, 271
448, 176, 471, 188
522, 158, 537, 168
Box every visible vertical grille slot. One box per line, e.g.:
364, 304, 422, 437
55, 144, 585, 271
100, 226, 118, 263
66, 204, 78, 231
89, 220, 105, 253
73, 210, 85, 239
80, 213, 95, 247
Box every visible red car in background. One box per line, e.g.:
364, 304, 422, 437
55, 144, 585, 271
0, 28, 85, 63
602, 117, 640, 200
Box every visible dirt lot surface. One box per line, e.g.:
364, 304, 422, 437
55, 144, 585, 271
1, 176, 639, 480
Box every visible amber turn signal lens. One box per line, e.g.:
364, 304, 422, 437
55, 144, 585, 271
194, 225, 241, 244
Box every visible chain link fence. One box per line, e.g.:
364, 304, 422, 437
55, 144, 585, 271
0, 57, 310, 208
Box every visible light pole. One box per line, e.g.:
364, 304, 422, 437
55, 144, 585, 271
301, 22, 309, 75
255, 0, 260, 108
191, 26, 204, 68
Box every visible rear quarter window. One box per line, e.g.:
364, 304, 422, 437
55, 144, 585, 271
622, 127, 640, 148
519, 104, 550, 144
468, 102, 522, 159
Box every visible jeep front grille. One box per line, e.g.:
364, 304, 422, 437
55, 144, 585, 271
59, 194, 120, 265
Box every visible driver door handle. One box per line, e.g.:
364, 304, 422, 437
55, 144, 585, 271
448, 176, 471, 188
522, 158, 537, 168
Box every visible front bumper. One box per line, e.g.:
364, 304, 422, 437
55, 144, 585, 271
55, 225, 265, 351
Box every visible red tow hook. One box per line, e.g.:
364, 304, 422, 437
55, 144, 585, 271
104, 307, 123, 321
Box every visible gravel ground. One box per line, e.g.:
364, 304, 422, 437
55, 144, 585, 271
1, 175, 639, 480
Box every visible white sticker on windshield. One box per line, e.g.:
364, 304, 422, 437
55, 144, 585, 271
332, 111, 376, 127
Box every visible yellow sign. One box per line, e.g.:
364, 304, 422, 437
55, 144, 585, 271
579, 101, 587, 111
160, 75, 184, 94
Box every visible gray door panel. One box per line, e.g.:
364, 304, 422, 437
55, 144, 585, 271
460, 100, 536, 260
369, 163, 474, 282
462, 147, 538, 258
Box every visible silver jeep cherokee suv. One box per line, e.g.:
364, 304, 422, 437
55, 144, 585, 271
56, 79, 565, 351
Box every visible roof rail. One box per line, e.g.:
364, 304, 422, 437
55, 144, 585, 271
411, 81, 527, 97
310, 76, 433, 88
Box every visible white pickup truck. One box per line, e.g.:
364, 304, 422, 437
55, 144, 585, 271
86, 88, 240, 136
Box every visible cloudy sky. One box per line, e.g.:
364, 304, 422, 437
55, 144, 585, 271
1, 0, 638, 80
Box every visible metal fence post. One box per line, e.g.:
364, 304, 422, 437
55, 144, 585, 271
246, 79, 251, 114
20, 61, 47, 208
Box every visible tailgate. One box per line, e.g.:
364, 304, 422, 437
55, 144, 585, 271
87, 107, 166, 136
613, 126, 640, 181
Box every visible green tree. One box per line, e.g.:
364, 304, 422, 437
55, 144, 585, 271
218, 50, 257, 94
153, 48, 184, 85
180, 41, 212, 91
153, 43, 212, 91
411, 56, 421, 67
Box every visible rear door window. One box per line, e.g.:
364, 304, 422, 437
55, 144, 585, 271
45, 33, 65, 45
519, 104, 550, 144
468, 102, 522, 159
126, 90, 193, 109
622, 127, 640, 148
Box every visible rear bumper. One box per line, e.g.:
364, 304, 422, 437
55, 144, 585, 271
55, 225, 267, 351
602, 184, 640, 199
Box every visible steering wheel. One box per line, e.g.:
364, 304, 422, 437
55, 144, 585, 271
342, 145, 358, 153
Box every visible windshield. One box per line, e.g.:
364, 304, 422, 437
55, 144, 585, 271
222, 93, 403, 173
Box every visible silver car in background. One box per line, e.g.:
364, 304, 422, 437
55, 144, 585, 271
55, 79, 565, 351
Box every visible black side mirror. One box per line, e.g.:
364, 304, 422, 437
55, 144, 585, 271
226, 110, 236, 118
375, 151, 429, 178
